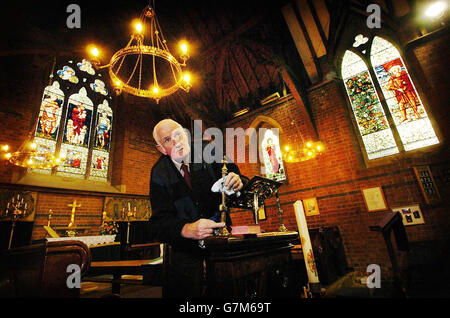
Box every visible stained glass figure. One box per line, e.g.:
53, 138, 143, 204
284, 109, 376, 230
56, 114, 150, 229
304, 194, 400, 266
57, 87, 93, 177
35, 81, 64, 140
90, 150, 109, 181
57, 144, 88, 179
371, 36, 439, 151
30, 81, 65, 174
90, 100, 112, 181
94, 100, 113, 151
63, 88, 93, 147
342, 50, 399, 159
261, 129, 286, 182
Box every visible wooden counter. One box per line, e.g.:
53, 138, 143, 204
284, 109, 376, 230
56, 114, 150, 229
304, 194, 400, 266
203, 231, 299, 297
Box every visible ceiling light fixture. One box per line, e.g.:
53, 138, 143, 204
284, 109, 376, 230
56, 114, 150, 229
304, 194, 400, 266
89, 5, 192, 103
1, 140, 64, 169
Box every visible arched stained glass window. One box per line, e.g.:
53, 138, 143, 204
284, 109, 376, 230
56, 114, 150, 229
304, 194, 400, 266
32, 81, 65, 175
341, 50, 399, 159
30, 57, 114, 181
90, 99, 113, 181
261, 129, 286, 181
370, 36, 439, 151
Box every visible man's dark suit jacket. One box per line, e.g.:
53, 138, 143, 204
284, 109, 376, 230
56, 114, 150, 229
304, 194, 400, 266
148, 150, 244, 254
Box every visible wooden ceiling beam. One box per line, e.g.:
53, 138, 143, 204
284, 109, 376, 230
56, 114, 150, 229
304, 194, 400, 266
197, 13, 266, 61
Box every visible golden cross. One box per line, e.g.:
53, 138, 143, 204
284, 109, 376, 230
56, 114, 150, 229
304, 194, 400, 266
68, 200, 81, 213
67, 200, 81, 228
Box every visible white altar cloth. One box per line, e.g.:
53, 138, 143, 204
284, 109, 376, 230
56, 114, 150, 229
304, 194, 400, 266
46, 235, 117, 247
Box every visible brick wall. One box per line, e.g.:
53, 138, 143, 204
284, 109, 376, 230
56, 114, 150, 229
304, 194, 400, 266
31, 193, 105, 241
224, 34, 450, 282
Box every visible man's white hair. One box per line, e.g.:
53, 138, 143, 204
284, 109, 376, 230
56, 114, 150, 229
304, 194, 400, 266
152, 118, 182, 145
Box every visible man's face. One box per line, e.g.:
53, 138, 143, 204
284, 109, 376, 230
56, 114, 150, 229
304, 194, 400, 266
156, 122, 190, 162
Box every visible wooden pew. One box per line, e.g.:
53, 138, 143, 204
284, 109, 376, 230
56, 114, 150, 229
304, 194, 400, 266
0, 240, 91, 297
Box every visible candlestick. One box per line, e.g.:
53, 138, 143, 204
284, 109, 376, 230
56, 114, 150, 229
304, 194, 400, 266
275, 189, 287, 232
294, 201, 320, 284
217, 156, 230, 236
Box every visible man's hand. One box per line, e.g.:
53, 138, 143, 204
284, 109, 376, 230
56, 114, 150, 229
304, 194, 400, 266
181, 219, 225, 240
224, 172, 243, 192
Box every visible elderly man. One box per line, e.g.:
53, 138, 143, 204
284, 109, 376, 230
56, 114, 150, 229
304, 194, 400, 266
148, 119, 245, 297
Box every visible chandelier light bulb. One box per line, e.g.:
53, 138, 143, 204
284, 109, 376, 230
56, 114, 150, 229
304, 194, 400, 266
135, 22, 143, 33
425, 1, 447, 17
2, 145, 8, 152
91, 47, 99, 57
5, 153, 11, 159
183, 73, 191, 84
180, 42, 188, 54
152, 85, 159, 94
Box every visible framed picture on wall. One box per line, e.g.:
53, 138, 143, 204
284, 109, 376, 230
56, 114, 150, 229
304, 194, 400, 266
303, 198, 320, 216
362, 186, 388, 212
258, 205, 267, 221
413, 165, 441, 204
392, 204, 425, 226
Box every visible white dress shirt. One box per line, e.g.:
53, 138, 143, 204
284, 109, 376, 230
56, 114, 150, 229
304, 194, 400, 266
171, 159, 189, 177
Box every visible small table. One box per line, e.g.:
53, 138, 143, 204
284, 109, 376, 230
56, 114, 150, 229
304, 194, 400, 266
85, 258, 162, 294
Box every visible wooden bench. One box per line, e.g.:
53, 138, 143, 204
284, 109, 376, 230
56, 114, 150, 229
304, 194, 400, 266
84, 258, 163, 294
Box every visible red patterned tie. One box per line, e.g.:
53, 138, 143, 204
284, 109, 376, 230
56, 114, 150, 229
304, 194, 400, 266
181, 164, 191, 189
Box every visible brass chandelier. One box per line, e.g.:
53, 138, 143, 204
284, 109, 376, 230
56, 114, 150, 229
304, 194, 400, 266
1, 141, 63, 169
90, 5, 192, 103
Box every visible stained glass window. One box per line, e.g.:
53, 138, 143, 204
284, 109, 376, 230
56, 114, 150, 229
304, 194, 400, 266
57, 87, 94, 178
30, 58, 114, 181
341, 50, 399, 159
89, 99, 113, 181
261, 129, 286, 181
57, 65, 79, 83
77, 59, 96, 75
371, 36, 439, 151
32, 81, 65, 174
